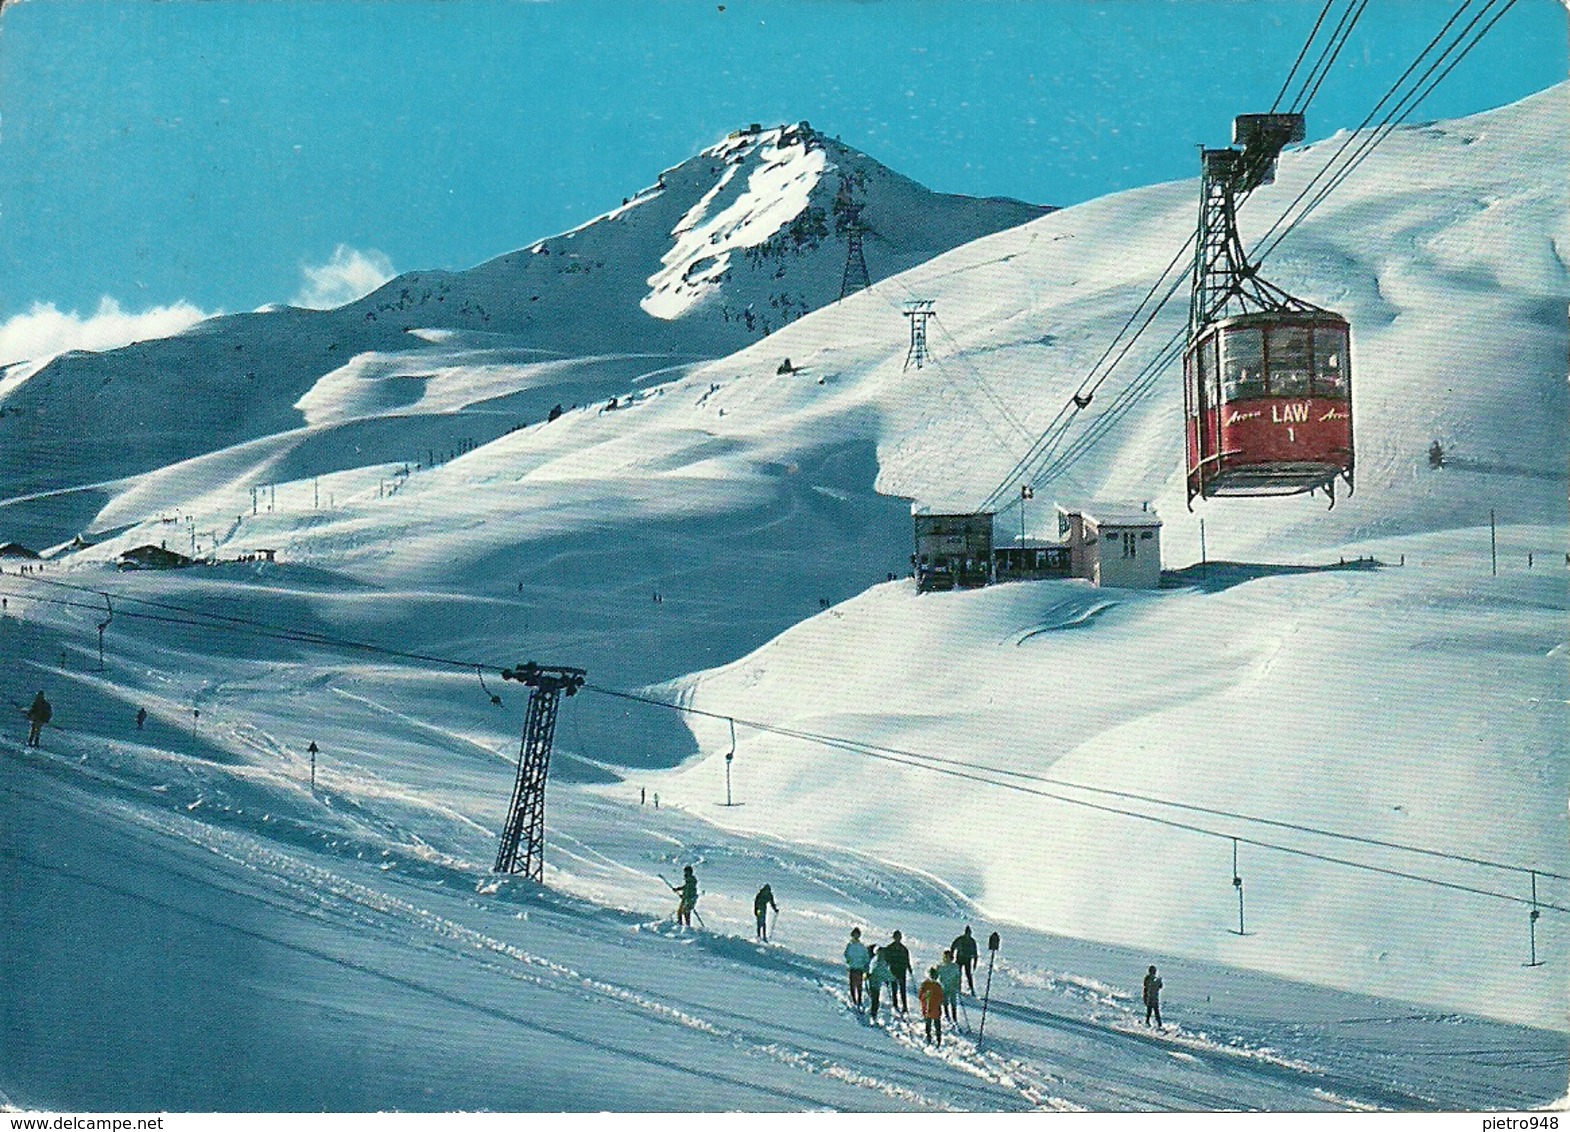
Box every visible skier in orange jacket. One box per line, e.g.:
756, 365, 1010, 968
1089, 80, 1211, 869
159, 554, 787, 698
919, 967, 945, 1046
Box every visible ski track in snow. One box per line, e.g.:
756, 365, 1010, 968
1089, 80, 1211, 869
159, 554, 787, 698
53, 781, 977, 1111
2, 89, 1566, 1110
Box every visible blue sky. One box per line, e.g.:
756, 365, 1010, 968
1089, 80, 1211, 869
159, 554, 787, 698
0, 0, 1563, 326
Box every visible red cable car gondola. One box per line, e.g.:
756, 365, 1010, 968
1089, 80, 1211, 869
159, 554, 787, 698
1184, 113, 1354, 506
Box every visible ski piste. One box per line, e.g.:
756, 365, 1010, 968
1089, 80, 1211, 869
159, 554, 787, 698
1, 31, 1565, 1113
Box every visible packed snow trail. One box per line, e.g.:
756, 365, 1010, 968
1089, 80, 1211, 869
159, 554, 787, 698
3, 662, 1560, 1110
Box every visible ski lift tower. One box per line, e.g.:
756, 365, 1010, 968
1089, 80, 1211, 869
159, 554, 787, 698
494, 661, 586, 880
838, 178, 872, 299
903, 300, 935, 370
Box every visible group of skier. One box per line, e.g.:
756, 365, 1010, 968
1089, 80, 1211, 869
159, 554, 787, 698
843, 924, 982, 1045
665, 868, 1168, 1045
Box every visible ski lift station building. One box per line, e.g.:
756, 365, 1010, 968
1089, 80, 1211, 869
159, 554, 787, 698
1059, 503, 1163, 589
912, 504, 1161, 591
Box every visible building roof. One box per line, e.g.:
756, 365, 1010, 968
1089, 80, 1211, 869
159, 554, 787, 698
1060, 502, 1162, 528
119, 544, 195, 567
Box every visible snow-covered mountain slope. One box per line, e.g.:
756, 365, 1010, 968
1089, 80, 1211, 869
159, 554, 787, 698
7, 672, 1557, 1111
0, 124, 1044, 546
1, 84, 1565, 1102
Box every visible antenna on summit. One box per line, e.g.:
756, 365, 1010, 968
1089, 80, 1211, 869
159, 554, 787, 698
903, 300, 935, 370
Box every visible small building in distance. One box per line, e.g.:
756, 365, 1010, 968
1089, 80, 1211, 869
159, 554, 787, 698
912, 510, 994, 592
1058, 503, 1162, 589
118, 544, 195, 571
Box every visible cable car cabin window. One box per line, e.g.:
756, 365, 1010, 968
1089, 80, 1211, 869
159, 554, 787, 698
1313, 325, 1349, 398
1222, 328, 1266, 401
1269, 325, 1313, 397
1194, 337, 1215, 416
1207, 337, 1222, 418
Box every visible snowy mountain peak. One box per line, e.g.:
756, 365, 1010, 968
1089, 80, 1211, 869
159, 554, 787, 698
644, 124, 830, 320
0, 126, 1045, 545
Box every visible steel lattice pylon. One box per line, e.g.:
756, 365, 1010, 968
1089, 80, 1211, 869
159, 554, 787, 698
493, 662, 586, 880
835, 173, 871, 300
903, 300, 934, 370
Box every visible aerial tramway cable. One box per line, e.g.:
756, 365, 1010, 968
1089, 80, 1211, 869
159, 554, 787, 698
1251, 0, 1521, 266
981, 0, 1524, 500
1270, 0, 1339, 113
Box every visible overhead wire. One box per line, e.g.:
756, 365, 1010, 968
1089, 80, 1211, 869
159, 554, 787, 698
1253, 0, 1519, 265
6, 571, 1565, 915
983, 0, 1526, 494
1289, 0, 1371, 115
1248, 0, 1512, 263
6, 574, 1563, 891
580, 684, 1569, 912
1271, 0, 1339, 113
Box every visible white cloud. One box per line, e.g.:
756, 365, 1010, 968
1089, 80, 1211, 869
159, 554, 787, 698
0, 297, 214, 369
292, 244, 396, 309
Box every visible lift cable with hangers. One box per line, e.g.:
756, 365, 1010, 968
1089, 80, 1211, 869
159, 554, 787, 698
8, 570, 1565, 908
581, 683, 1570, 918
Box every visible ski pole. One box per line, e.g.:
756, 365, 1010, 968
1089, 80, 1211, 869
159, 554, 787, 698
977, 931, 1000, 1048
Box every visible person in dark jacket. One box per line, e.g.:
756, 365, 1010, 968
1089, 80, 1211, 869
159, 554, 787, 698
135, 707, 147, 731
25, 691, 50, 747
671, 866, 698, 928
1143, 965, 1164, 1028
882, 930, 912, 1013
951, 925, 979, 993
753, 884, 778, 941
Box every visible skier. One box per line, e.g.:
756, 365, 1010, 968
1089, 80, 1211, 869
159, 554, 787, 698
671, 865, 699, 928
867, 945, 891, 1022
753, 884, 778, 941
919, 967, 945, 1046
936, 949, 963, 1024
135, 707, 147, 731
882, 930, 912, 1014
1143, 965, 1164, 1029
640, 787, 646, 805
951, 925, 979, 993
843, 927, 871, 1007
24, 691, 51, 747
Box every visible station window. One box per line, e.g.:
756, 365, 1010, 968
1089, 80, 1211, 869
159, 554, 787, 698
1122, 531, 1136, 558
1269, 325, 1313, 396
1222, 328, 1266, 401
